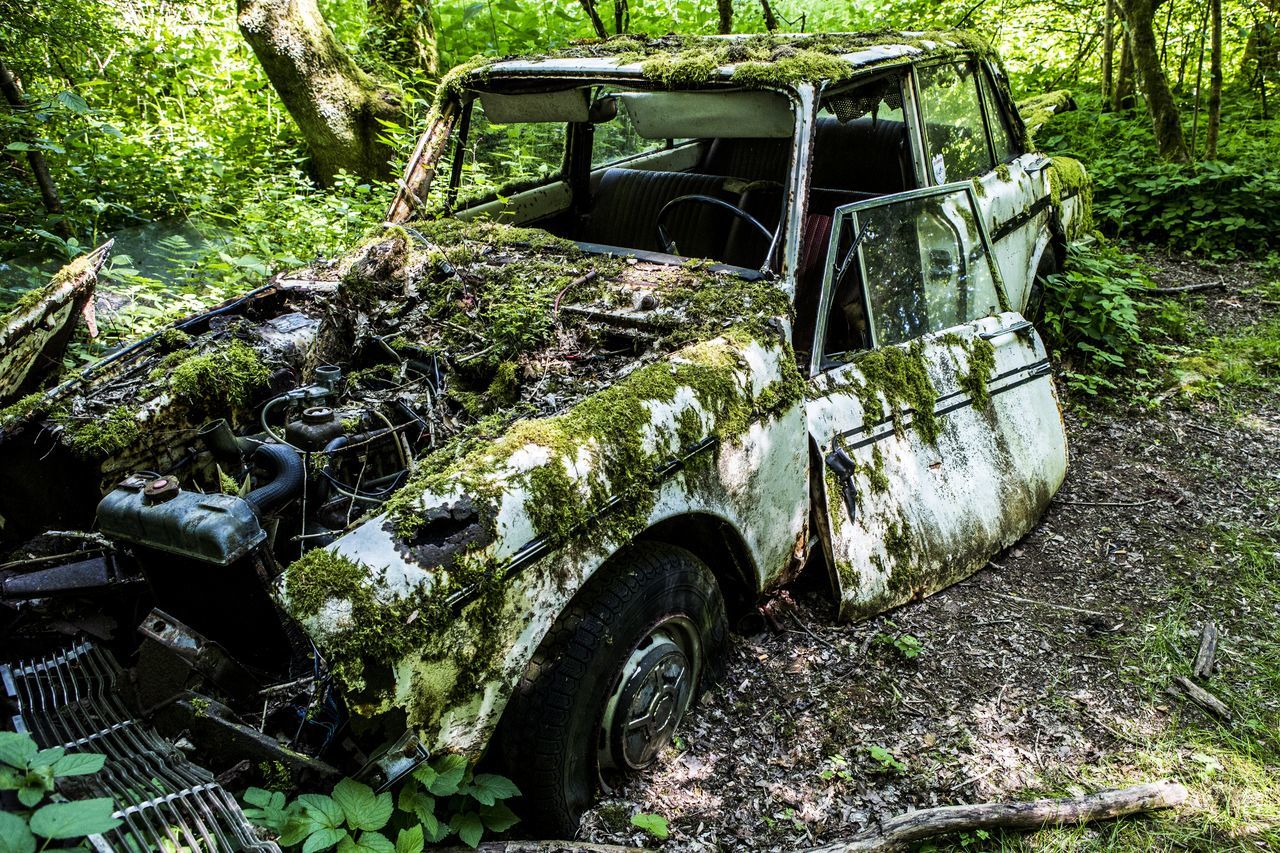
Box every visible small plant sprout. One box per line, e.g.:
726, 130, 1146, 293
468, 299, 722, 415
630, 812, 670, 840
867, 745, 907, 773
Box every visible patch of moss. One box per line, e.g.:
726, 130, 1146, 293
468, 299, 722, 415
59, 406, 142, 458
847, 340, 940, 444
958, 337, 996, 411
1017, 90, 1075, 143
485, 361, 520, 407
168, 339, 270, 411
1048, 156, 1094, 236
152, 327, 192, 353
0, 391, 49, 430
884, 516, 918, 596
994, 163, 1012, 182
732, 49, 855, 88
641, 50, 720, 87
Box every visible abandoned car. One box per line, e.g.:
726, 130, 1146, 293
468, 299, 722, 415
0, 31, 1089, 849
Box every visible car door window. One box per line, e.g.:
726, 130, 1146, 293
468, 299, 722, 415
817, 185, 1003, 360
917, 62, 993, 184
979, 68, 1021, 164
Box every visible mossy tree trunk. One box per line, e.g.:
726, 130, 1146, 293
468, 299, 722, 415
367, 0, 439, 76
1120, 0, 1190, 162
237, 0, 403, 185
1114, 30, 1136, 110
716, 0, 732, 34
577, 0, 608, 38
1101, 0, 1115, 111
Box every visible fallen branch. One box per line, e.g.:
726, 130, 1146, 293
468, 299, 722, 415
805, 781, 1188, 852
1053, 497, 1158, 508
1149, 279, 1225, 296
1192, 622, 1218, 678
440, 843, 642, 853
1173, 675, 1231, 720
995, 593, 1106, 618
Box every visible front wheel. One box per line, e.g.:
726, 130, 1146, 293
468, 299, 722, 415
500, 542, 727, 836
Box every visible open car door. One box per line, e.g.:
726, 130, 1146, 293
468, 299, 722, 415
804, 184, 1068, 620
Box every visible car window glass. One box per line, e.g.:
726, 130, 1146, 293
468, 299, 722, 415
821, 188, 1001, 357
812, 76, 910, 195
917, 62, 993, 183
453, 98, 567, 208
979, 69, 1020, 164
592, 98, 667, 167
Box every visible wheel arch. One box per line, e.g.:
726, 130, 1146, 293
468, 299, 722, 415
634, 511, 760, 622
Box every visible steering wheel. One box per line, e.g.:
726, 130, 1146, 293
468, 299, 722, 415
655, 194, 775, 265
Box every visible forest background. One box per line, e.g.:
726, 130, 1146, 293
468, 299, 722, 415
1, 0, 1277, 391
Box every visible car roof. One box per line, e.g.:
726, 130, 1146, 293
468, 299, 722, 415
457, 30, 990, 90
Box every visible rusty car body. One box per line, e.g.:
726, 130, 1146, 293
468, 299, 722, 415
0, 31, 1087, 848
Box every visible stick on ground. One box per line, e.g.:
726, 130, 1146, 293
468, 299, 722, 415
1174, 675, 1231, 720
805, 781, 1188, 853
1193, 622, 1218, 678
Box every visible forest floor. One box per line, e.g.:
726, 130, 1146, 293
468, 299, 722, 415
577, 254, 1280, 852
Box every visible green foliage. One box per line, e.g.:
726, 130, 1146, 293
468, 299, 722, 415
629, 812, 670, 840
1039, 241, 1153, 395
0, 731, 120, 851
866, 744, 907, 773
1037, 94, 1280, 257
241, 757, 520, 850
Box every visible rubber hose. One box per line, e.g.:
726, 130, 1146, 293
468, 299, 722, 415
245, 443, 305, 515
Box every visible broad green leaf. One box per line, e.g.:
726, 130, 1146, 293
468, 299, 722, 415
302, 826, 348, 853
298, 793, 344, 829
466, 773, 519, 806
30, 747, 65, 768
28, 799, 122, 839
394, 825, 424, 853
332, 778, 392, 831
450, 812, 484, 848
55, 91, 90, 114
338, 830, 395, 853
50, 752, 106, 777
0, 811, 36, 853
242, 787, 280, 809
630, 812, 669, 840
425, 754, 467, 796
4, 142, 30, 152
479, 802, 520, 833
0, 733, 37, 769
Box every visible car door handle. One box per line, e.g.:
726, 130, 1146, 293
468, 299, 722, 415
1025, 156, 1052, 174
824, 447, 858, 525
979, 319, 1034, 340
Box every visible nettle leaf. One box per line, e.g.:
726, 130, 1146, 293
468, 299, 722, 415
0, 766, 21, 790
51, 752, 106, 777
394, 825, 424, 853
298, 793, 345, 829
30, 747, 65, 768
418, 754, 467, 797
55, 91, 90, 114
479, 802, 519, 833
449, 812, 484, 848
28, 799, 121, 840
338, 830, 395, 853
302, 826, 348, 853
0, 732, 37, 769
630, 812, 670, 840
243, 787, 285, 810
332, 778, 392, 831
466, 773, 519, 806
0, 811, 36, 853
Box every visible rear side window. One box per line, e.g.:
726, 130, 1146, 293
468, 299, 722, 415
917, 62, 993, 184
446, 98, 567, 209
979, 68, 1021, 164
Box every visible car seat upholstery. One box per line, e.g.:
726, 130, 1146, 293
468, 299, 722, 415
581, 168, 742, 259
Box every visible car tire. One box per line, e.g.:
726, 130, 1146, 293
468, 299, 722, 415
500, 542, 727, 837
1025, 244, 1058, 326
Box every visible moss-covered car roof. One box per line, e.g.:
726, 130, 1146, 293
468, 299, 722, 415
452, 30, 994, 92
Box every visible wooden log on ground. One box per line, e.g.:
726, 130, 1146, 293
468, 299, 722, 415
1149, 280, 1226, 295
439, 843, 643, 853
1173, 675, 1230, 719
1192, 622, 1218, 678
805, 781, 1188, 853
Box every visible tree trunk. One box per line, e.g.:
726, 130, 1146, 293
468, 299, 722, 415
759, 0, 780, 31
237, 0, 403, 185
1115, 31, 1137, 110
1102, 0, 1115, 110
1204, 0, 1222, 157
717, 0, 733, 34
367, 0, 439, 76
0, 57, 71, 237
1120, 0, 1191, 162
614, 0, 629, 34
577, 0, 608, 38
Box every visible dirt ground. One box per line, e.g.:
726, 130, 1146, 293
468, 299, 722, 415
577, 255, 1280, 851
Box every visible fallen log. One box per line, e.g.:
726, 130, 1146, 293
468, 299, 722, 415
1148, 280, 1225, 296
438, 844, 642, 853
805, 781, 1188, 853
1173, 675, 1231, 720
1192, 622, 1218, 678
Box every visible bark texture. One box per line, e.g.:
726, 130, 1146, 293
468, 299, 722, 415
1115, 31, 1136, 110
577, 0, 608, 38
0, 57, 70, 236
1205, 0, 1222, 158
237, 0, 403, 184
1119, 0, 1190, 162
1102, 0, 1115, 110
717, 0, 733, 34
367, 0, 439, 75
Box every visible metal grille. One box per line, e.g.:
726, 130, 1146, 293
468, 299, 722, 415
2, 642, 279, 853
